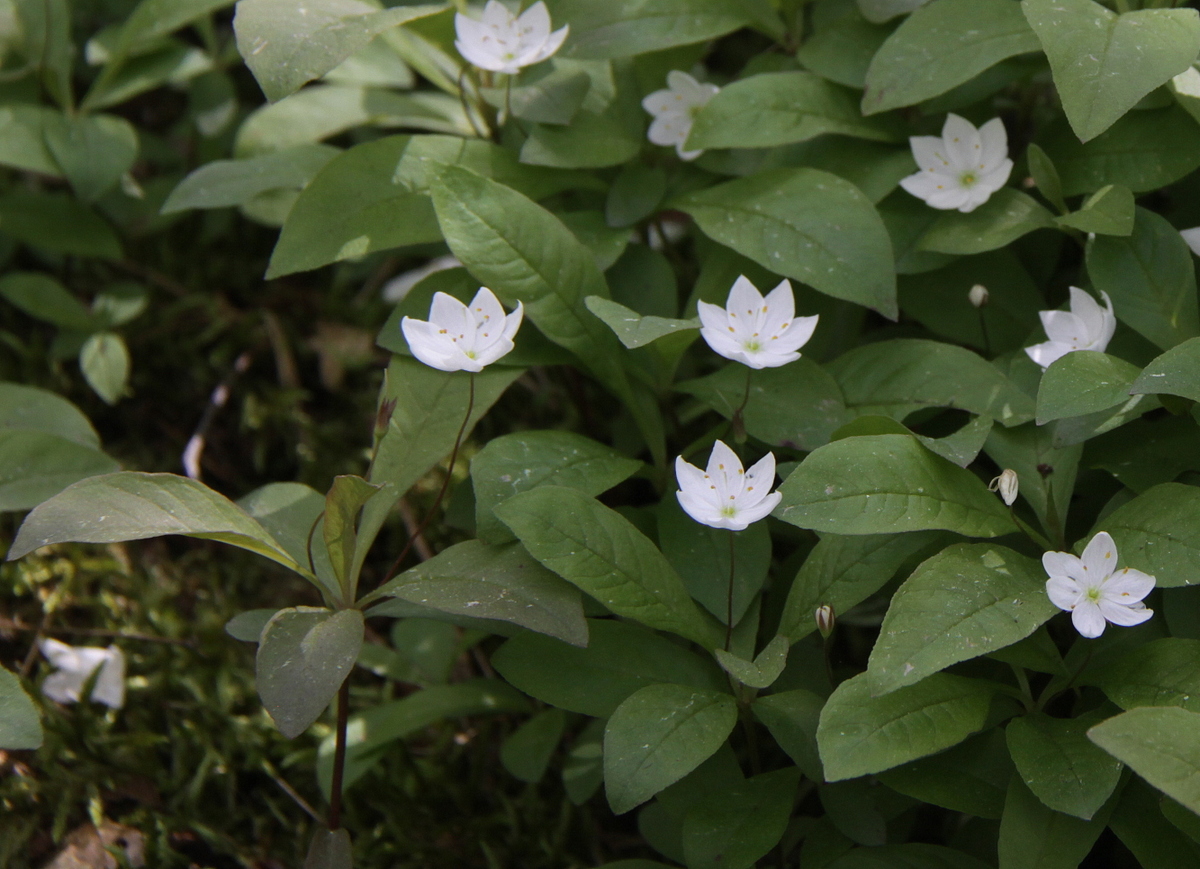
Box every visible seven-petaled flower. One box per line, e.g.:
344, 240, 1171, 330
899, 114, 1013, 213
454, 1, 568, 75
642, 71, 720, 161
39, 639, 126, 708
1044, 531, 1155, 639
1024, 286, 1116, 369
401, 287, 524, 373
675, 440, 781, 531
698, 275, 819, 369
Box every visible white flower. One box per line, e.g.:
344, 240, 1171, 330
697, 275, 818, 369
1044, 531, 1155, 639
675, 440, 781, 531
1181, 227, 1200, 257
989, 469, 1018, 506
1024, 286, 1116, 369
899, 114, 1013, 213
642, 71, 719, 161
401, 287, 523, 373
39, 639, 125, 708
454, 1, 568, 75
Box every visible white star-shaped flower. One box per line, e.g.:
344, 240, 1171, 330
1044, 531, 1155, 639
39, 639, 126, 708
454, 1, 568, 75
641, 70, 719, 161
401, 287, 523, 373
675, 440, 781, 532
899, 114, 1013, 213
697, 275, 818, 369
1024, 286, 1116, 369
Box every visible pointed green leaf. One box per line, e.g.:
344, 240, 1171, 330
1089, 707, 1200, 815
997, 775, 1112, 868
322, 474, 379, 591
681, 768, 801, 869
1097, 483, 1200, 588
1008, 712, 1122, 821
752, 689, 824, 781
714, 635, 789, 690
1131, 336, 1200, 403
1056, 184, 1134, 236
918, 189, 1055, 256
585, 296, 698, 350
79, 332, 130, 405
161, 144, 340, 212
0, 666, 42, 750
0, 430, 120, 513
1036, 352, 1142, 424
42, 112, 138, 202
0, 382, 101, 449
1090, 638, 1200, 713
546, 0, 760, 58
501, 708, 566, 783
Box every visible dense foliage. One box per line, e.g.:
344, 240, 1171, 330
6, 0, 1200, 867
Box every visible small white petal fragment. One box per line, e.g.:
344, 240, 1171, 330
401, 287, 524, 373
1024, 286, 1116, 369
697, 275, 819, 369
1043, 531, 1155, 639
1180, 227, 1200, 258
988, 469, 1018, 506
899, 113, 1013, 213
675, 439, 782, 531
39, 639, 126, 709
641, 70, 720, 161
454, 1, 568, 75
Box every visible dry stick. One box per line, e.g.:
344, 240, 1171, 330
2, 618, 195, 649
380, 374, 476, 586
327, 680, 352, 831
261, 759, 322, 824
396, 498, 435, 562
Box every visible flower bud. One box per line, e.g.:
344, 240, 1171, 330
815, 605, 835, 639
989, 469, 1018, 506
969, 284, 989, 308
374, 397, 397, 440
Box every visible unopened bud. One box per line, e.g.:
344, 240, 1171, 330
989, 469, 1018, 506
969, 284, 989, 308
374, 397, 397, 440
815, 605, 836, 639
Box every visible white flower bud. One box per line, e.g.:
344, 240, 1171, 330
969, 284, 989, 308
989, 469, 1019, 507
815, 605, 835, 639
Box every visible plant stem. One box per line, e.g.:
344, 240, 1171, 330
978, 308, 992, 357
1010, 663, 1034, 712
379, 373, 475, 587
726, 529, 736, 651
729, 365, 753, 444
328, 679, 351, 830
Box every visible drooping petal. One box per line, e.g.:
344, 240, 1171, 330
1101, 567, 1156, 603
1025, 340, 1070, 369
1043, 551, 1088, 584
1046, 575, 1083, 611
676, 143, 704, 161
1040, 310, 1086, 347
941, 114, 982, 170
1071, 602, 1108, 638
1080, 530, 1118, 579
977, 117, 1009, 171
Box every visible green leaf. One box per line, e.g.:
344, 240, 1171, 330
113, 0, 233, 56
752, 689, 824, 780
1043, 106, 1200, 196
322, 474, 378, 594
776, 434, 1017, 538
585, 297, 698, 350
0, 192, 121, 260
778, 531, 945, 643
827, 338, 1035, 426
862, 0, 1039, 114
713, 635, 789, 690
1036, 352, 1142, 424
858, 0, 929, 24
1089, 707, 1200, 815
1055, 184, 1134, 236
430, 164, 664, 463
1097, 483, 1200, 588
371, 540, 588, 646
0, 382, 101, 448
1090, 638, 1200, 714
1022, 0, 1200, 142
1087, 207, 1200, 351
605, 163, 666, 228
657, 498, 771, 626
0, 430, 120, 513
997, 775, 1112, 869
304, 828, 352, 869
681, 768, 801, 869
676, 360, 847, 452
546, 0, 756, 58
256, 607, 363, 738
1007, 713, 1123, 820
1026, 143, 1067, 215
688, 71, 899, 150
984, 422, 1080, 534
237, 482, 325, 572
42, 113, 138, 202
481, 65, 592, 126
817, 671, 993, 781
918, 189, 1055, 256
1131, 336, 1200, 403
162, 144, 340, 212
495, 487, 720, 648
826, 844, 992, 868
492, 619, 726, 717
501, 708, 566, 783
604, 683, 738, 814
795, 6, 888, 90
1108, 779, 1200, 869
234, 0, 445, 102
8, 472, 311, 578
0, 666, 42, 750
867, 543, 1058, 695
0, 105, 63, 177
317, 679, 529, 794
471, 429, 642, 544
676, 168, 897, 319
878, 730, 1013, 819
79, 332, 130, 405
0, 272, 97, 331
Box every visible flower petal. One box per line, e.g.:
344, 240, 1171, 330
1071, 602, 1108, 638
1040, 309, 1086, 347
1068, 287, 1109, 345
1046, 575, 1082, 611
772, 314, 819, 356
1101, 567, 1156, 604
1182, 227, 1200, 257
977, 117, 1009, 171
941, 114, 982, 169
647, 113, 687, 147
1025, 340, 1070, 369
733, 490, 781, 527
677, 489, 724, 528
1044, 550, 1088, 584
528, 23, 568, 64
759, 279, 796, 337
1097, 598, 1153, 628
91, 647, 126, 709
1080, 530, 1118, 579
910, 135, 951, 173
727, 275, 764, 323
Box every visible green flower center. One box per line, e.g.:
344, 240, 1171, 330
743, 340, 762, 352
959, 171, 978, 187
1085, 585, 1103, 602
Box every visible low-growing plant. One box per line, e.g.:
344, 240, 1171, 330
6, 0, 1200, 867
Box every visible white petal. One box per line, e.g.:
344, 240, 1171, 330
1094, 291, 1116, 351
976, 117, 1009, 170
402, 318, 467, 372
91, 647, 126, 709
1080, 530, 1118, 580
677, 489, 724, 528
1097, 598, 1153, 628
910, 135, 951, 173
1025, 340, 1070, 369
941, 114, 981, 169
1101, 567, 1156, 604
676, 143, 704, 161
1067, 287, 1109, 344
743, 348, 800, 368
923, 186, 972, 211
527, 23, 568, 65
976, 158, 1013, 193
515, 1, 551, 41
501, 301, 524, 343
647, 113, 687, 147
43, 670, 86, 704
1182, 227, 1200, 257
759, 280, 796, 335
39, 638, 77, 667
731, 490, 781, 527
1046, 575, 1082, 611
742, 451, 777, 496
1071, 602, 1108, 638
707, 439, 744, 487
771, 314, 819, 356
726, 275, 765, 323
699, 325, 745, 363
1044, 550, 1088, 584
481, 0, 515, 29
642, 89, 677, 116
1041, 309, 1086, 347
675, 455, 709, 498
